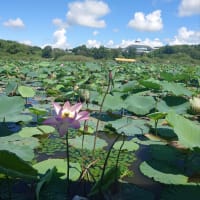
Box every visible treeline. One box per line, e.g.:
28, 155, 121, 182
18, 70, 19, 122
148, 45, 200, 60
0, 39, 199, 64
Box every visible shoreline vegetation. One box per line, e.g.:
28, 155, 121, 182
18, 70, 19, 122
0, 39, 199, 65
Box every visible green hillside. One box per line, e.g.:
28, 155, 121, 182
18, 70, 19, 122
0, 39, 199, 64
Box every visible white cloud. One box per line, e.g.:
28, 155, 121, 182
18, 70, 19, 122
52, 18, 67, 29
169, 27, 200, 45
142, 38, 163, 47
115, 38, 163, 48
3, 17, 25, 28
66, 0, 110, 28
86, 39, 101, 48
53, 28, 68, 49
20, 40, 32, 46
128, 10, 163, 31
178, 0, 200, 16
106, 40, 114, 47
93, 30, 99, 36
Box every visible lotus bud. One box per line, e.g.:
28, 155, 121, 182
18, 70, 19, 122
79, 89, 90, 103
189, 96, 200, 113
74, 85, 79, 91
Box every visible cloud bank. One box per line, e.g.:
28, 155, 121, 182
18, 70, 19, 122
128, 10, 163, 31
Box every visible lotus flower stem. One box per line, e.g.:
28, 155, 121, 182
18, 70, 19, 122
65, 132, 70, 199
99, 134, 120, 196
115, 133, 125, 171
92, 71, 112, 157
155, 120, 158, 135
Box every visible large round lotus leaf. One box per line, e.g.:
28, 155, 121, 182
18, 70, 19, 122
5, 81, 18, 95
139, 79, 161, 90
109, 118, 149, 136
69, 135, 107, 150
115, 81, 138, 93
124, 94, 156, 115
113, 183, 155, 200
6, 114, 33, 122
0, 96, 25, 121
18, 86, 35, 98
113, 139, 139, 151
102, 94, 124, 111
0, 142, 36, 161
0, 150, 38, 180
19, 125, 55, 137
29, 107, 47, 116
166, 111, 200, 149
83, 116, 105, 131
140, 161, 192, 185
39, 61, 50, 67
132, 137, 166, 146
157, 96, 190, 114
160, 81, 192, 96
160, 185, 200, 200
34, 159, 81, 181
0, 134, 39, 161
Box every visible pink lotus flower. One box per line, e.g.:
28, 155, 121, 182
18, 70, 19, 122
43, 101, 89, 136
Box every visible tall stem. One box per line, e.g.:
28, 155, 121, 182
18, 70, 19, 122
115, 134, 125, 170
92, 76, 111, 157
99, 134, 120, 195
65, 133, 70, 199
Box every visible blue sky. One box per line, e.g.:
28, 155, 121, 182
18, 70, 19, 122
0, 0, 199, 49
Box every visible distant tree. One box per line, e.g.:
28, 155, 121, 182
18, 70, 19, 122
42, 46, 53, 58
6, 44, 21, 54
122, 47, 136, 58
53, 48, 66, 60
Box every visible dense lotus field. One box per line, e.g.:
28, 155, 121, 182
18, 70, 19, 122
0, 60, 200, 200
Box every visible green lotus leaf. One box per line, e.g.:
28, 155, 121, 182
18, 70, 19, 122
109, 118, 149, 136
102, 93, 124, 111
0, 150, 38, 180
160, 81, 192, 96
36, 167, 56, 200
18, 85, 35, 98
5, 81, 18, 95
6, 114, 33, 122
115, 81, 138, 93
140, 161, 193, 185
19, 125, 55, 137
0, 95, 25, 121
124, 94, 156, 115
69, 135, 107, 150
148, 112, 167, 121
55, 84, 65, 90
34, 159, 81, 181
160, 72, 177, 82
132, 137, 166, 146
39, 61, 50, 67
29, 107, 47, 116
139, 79, 161, 90
166, 111, 200, 149
0, 134, 39, 161
113, 139, 139, 151
157, 96, 190, 114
